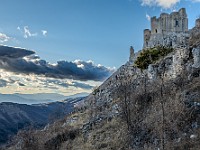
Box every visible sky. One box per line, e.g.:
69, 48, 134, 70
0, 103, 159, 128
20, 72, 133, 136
0, 0, 200, 96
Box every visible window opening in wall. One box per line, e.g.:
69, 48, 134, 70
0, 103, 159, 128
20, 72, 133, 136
170, 41, 172, 47
175, 20, 179, 27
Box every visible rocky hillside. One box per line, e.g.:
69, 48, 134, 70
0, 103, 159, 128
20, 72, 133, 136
5, 23, 200, 150
0, 97, 84, 146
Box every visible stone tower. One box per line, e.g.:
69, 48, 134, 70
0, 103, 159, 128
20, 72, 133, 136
129, 46, 134, 63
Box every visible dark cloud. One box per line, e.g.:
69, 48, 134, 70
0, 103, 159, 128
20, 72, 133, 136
0, 45, 35, 58
0, 46, 114, 81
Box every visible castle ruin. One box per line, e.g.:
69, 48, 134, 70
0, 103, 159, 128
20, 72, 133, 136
143, 8, 189, 49
129, 8, 200, 66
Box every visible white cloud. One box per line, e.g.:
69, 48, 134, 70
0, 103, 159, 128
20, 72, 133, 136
141, 0, 180, 9
146, 13, 151, 21
0, 33, 10, 43
23, 26, 38, 38
41, 30, 48, 36
18, 26, 48, 38
77, 64, 84, 69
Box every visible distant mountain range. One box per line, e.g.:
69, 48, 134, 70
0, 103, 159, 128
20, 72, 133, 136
0, 96, 86, 145
0, 92, 89, 104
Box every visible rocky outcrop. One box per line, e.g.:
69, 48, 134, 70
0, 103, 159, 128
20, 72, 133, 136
192, 47, 200, 68
189, 22, 200, 48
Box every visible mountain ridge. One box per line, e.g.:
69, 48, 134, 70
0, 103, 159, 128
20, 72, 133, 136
0, 92, 89, 104
0, 97, 85, 145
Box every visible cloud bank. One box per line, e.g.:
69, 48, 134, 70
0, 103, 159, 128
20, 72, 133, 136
0, 45, 35, 58
0, 69, 95, 94
0, 45, 114, 81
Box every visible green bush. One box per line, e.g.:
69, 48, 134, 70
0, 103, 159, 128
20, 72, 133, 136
135, 46, 173, 69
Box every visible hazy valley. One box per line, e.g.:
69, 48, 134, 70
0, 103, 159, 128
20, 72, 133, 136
0, 96, 85, 145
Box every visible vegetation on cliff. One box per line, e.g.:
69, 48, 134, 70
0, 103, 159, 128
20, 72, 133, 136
134, 46, 173, 69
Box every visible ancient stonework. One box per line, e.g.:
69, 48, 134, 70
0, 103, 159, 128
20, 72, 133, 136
143, 8, 189, 49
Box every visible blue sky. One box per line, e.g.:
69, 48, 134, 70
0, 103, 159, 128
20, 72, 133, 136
0, 0, 200, 96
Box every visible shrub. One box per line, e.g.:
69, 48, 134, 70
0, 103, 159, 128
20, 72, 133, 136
135, 46, 173, 69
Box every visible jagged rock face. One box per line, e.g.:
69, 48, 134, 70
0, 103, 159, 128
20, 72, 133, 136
147, 64, 158, 80
147, 47, 189, 80
82, 43, 200, 149
172, 47, 189, 77
192, 47, 200, 68
189, 26, 200, 47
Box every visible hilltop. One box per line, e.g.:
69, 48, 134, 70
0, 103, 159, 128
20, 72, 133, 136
4, 8, 200, 150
